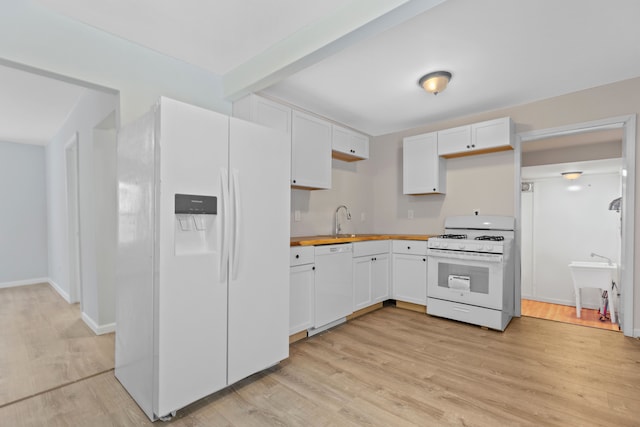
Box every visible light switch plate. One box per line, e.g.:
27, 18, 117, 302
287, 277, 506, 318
294, 210, 301, 221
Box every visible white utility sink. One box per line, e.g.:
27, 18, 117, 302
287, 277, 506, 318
568, 261, 617, 323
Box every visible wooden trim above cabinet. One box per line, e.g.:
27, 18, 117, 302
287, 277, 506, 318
332, 151, 364, 162
440, 144, 514, 159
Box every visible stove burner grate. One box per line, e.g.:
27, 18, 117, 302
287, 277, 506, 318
437, 234, 468, 239
474, 235, 505, 241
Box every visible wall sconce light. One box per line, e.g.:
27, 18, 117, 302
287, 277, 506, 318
419, 71, 452, 95
561, 171, 582, 180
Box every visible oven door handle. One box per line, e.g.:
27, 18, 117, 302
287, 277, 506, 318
427, 250, 503, 263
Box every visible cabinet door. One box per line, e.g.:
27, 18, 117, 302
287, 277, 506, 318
392, 254, 427, 305
353, 256, 373, 311
332, 125, 369, 161
371, 253, 390, 303
472, 117, 512, 151
403, 132, 445, 194
290, 264, 315, 334
232, 94, 291, 134
437, 125, 471, 157
291, 110, 332, 189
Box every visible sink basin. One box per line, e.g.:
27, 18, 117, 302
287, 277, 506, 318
568, 261, 618, 323
569, 261, 617, 270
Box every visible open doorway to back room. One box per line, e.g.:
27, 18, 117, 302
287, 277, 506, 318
519, 127, 625, 332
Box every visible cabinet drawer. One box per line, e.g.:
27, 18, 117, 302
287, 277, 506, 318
427, 298, 510, 331
290, 246, 315, 266
353, 240, 390, 257
392, 240, 428, 255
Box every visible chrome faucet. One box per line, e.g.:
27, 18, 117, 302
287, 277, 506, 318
591, 252, 613, 265
334, 205, 351, 235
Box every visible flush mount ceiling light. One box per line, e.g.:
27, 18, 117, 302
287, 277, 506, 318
561, 171, 583, 180
419, 71, 452, 95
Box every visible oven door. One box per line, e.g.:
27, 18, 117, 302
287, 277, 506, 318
427, 249, 504, 309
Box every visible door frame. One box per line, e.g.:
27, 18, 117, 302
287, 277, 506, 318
514, 114, 636, 337
65, 133, 82, 305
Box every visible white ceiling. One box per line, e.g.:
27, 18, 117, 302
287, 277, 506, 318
522, 158, 622, 181
10, 0, 640, 145
36, 0, 348, 75
263, 0, 640, 135
0, 64, 86, 145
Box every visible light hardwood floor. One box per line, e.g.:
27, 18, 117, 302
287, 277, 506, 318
522, 298, 621, 332
0, 283, 114, 408
2, 285, 639, 426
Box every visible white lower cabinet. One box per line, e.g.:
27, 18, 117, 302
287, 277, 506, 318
353, 241, 390, 311
392, 240, 428, 305
289, 247, 315, 335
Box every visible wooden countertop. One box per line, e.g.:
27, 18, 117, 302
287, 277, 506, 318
290, 234, 433, 246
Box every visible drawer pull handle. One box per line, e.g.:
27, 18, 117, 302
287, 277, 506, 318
295, 254, 300, 259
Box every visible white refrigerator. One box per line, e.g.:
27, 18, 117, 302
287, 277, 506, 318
115, 97, 290, 421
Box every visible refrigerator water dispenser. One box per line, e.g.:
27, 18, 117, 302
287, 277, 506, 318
174, 194, 217, 255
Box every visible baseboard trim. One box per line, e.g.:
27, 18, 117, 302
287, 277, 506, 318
81, 312, 115, 335
395, 300, 427, 313
0, 277, 50, 290
48, 279, 71, 303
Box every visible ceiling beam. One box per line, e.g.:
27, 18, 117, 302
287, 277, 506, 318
222, 0, 446, 101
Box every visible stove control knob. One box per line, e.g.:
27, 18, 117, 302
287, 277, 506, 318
485, 245, 493, 252
458, 244, 466, 250
442, 242, 449, 248
432, 241, 440, 248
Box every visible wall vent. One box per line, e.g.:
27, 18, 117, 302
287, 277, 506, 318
521, 182, 534, 192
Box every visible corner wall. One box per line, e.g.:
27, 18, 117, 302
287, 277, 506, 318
46, 89, 118, 332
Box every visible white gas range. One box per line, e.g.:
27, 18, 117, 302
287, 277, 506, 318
427, 215, 515, 331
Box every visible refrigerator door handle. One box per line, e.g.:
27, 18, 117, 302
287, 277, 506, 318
231, 169, 241, 280
220, 169, 230, 282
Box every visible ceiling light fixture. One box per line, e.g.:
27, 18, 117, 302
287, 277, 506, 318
419, 71, 452, 95
561, 171, 583, 180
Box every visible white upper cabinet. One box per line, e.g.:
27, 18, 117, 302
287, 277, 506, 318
232, 94, 291, 134
436, 125, 471, 156
403, 132, 446, 195
438, 117, 513, 158
332, 124, 369, 161
291, 110, 332, 190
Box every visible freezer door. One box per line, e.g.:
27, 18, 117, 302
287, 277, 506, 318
227, 118, 290, 385
155, 98, 229, 417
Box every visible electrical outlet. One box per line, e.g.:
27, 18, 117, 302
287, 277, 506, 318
294, 210, 301, 221
408, 209, 414, 219
360, 212, 366, 222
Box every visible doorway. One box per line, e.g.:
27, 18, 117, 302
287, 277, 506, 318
515, 116, 636, 337
65, 133, 82, 304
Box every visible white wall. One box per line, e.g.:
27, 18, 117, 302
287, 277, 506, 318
369, 136, 514, 233
46, 89, 118, 332
291, 159, 375, 236
93, 128, 117, 327
0, 141, 48, 286
522, 173, 621, 308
